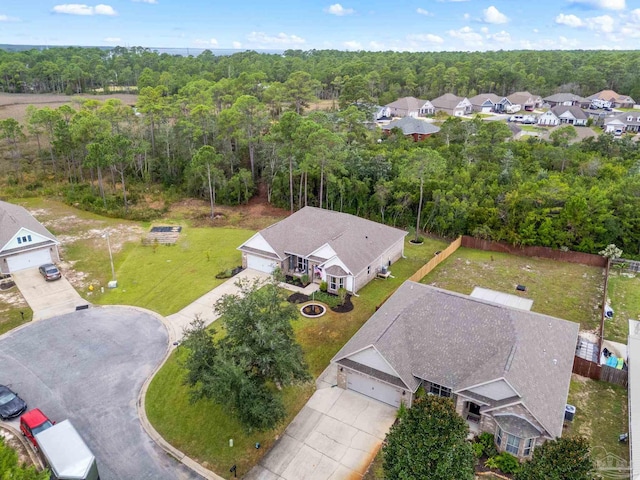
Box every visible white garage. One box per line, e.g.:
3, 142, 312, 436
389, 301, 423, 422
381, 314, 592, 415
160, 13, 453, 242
6, 248, 53, 272
346, 370, 403, 407
246, 255, 278, 273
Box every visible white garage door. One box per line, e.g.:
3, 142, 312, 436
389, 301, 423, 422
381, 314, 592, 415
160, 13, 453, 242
6, 248, 52, 272
246, 255, 277, 273
346, 370, 403, 407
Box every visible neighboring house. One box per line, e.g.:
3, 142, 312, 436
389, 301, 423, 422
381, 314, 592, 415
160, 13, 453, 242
331, 282, 578, 459
381, 117, 440, 142
468, 93, 512, 113
507, 123, 523, 140
0, 200, 60, 274
374, 105, 391, 121
588, 90, 636, 109
538, 106, 588, 127
385, 97, 435, 118
543, 93, 589, 108
507, 91, 543, 111
604, 112, 640, 134
431, 93, 473, 116
238, 207, 407, 294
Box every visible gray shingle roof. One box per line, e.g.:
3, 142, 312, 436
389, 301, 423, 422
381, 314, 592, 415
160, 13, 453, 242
332, 281, 578, 438
495, 414, 542, 438
543, 93, 588, 103
242, 207, 407, 276
431, 93, 465, 110
551, 105, 588, 120
0, 200, 58, 253
381, 117, 440, 136
385, 97, 430, 113
468, 93, 502, 107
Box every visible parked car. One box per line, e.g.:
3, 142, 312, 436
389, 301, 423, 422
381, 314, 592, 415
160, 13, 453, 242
20, 409, 55, 451
509, 114, 524, 122
39, 263, 61, 281
0, 384, 27, 420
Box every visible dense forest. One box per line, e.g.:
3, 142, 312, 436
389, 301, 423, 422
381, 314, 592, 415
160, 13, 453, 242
0, 47, 639, 257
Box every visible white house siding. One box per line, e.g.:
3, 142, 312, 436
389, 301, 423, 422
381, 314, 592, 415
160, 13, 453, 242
3, 228, 51, 251
347, 347, 399, 377
241, 233, 277, 255
467, 380, 517, 401
538, 113, 559, 126
310, 243, 337, 260
3, 247, 57, 273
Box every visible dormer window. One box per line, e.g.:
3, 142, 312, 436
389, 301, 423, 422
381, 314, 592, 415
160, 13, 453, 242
17, 235, 32, 244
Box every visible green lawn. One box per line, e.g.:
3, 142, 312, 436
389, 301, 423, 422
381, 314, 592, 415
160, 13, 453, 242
420, 247, 604, 329
145, 236, 449, 477
93, 227, 254, 316
606, 273, 640, 343
0, 296, 32, 336
566, 376, 629, 470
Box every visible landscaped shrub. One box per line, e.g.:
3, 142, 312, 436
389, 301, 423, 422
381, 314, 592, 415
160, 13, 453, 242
319, 281, 327, 292
485, 452, 520, 474
472, 442, 484, 459
338, 287, 347, 306
300, 274, 310, 286
477, 432, 498, 458
311, 291, 341, 308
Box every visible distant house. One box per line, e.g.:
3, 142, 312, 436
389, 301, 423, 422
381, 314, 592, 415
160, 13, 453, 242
543, 93, 589, 108
238, 207, 407, 294
540, 105, 589, 127
381, 117, 440, 142
604, 112, 640, 135
431, 93, 473, 117
385, 97, 435, 118
588, 90, 636, 109
0, 200, 60, 274
331, 282, 579, 459
507, 91, 543, 112
374, 105, 392, 121
469, 93, 512, 113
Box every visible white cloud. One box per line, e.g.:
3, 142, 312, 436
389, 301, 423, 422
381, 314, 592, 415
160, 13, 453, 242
555, 13, 584, 27
407, 33, 445, 44
480, 26, 489, 33
232, 41, 242, 49
52, 4, 117, 15
325, 3, 354, 16
463, 13, 470, 20
369, 40, 385, 50
631, 8, 640, 22
343, 40, 362, 50
103, 37, 120, 42
587, 14, 615, 32
482, 6, 508, 24
533, 28, 539, 33
246, 31, 305, 46
132, 0, 157, 3
193, 38, 219, 46
568, 0, 625, 10
448, 26, 484, 45
416, 8, 432, 16
0, 14, 19, 21
487, 30, 512, 43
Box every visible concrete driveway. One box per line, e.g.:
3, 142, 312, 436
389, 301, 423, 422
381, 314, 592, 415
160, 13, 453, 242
0, 307, 200, 480
11, 267, 87, 321
245, 386, 396, 480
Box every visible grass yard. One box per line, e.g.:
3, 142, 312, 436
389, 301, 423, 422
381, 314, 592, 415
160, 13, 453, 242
566, 375, 629, 470
93, 227, 254, 316
0, 292, 32, 336
420, 247, 604, 330
145, 236, 449, 477
606, 273, 640, 343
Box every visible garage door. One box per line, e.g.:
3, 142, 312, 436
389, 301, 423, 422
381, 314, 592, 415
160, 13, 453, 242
346, 370, 402, 407
246, 255, 277, 273
6, 248, 52, 272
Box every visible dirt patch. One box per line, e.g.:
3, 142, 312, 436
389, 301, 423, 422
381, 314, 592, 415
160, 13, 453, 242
0, 93, 138, 123
0, 289, 28, 311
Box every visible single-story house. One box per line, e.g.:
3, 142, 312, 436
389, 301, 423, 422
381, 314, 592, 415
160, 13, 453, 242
431, 93, 473, 117
543, 93, 589, 108
588, 90, 636, 109
238, 207, 407, 294
0, 200, 60, 274
538, 106, 588, 126
331, 282, 578, 459
381, 117, 440, 142
469, 93, 512, 113
385, 97, 435, 118
604, 112, 640, 135
507, 92, 543, 112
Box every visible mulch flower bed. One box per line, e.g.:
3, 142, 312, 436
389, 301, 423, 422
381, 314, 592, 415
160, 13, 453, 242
331, 294, 354, 313
287, 292, 310, 304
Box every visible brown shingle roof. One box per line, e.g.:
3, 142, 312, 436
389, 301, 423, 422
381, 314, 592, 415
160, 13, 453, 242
332, 282, 579, 438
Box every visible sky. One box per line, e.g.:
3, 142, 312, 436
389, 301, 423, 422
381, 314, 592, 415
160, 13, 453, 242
0, 0, 639, 52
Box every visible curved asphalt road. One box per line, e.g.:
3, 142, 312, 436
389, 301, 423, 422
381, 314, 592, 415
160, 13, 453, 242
0, 307, 201, 480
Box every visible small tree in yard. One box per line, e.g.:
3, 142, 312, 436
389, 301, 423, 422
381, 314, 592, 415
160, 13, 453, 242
515, 436, 597, 480
181, 278, 310, 431
383, 395, 475, 480
599, 244, 622, 262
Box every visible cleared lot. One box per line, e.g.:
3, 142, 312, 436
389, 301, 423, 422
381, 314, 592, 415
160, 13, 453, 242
0, 307, 200, 480
11, 267, 86, 321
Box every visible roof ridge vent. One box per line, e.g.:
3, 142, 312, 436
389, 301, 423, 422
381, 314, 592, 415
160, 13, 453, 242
504, 344, 517, 372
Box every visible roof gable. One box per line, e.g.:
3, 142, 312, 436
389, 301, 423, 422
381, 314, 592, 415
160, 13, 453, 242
0, 201, 58, 253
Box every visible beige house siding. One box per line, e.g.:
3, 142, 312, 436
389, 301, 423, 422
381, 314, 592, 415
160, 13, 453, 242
353, 237, 404, 292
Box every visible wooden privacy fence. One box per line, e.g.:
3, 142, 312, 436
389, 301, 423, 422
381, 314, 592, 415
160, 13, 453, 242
573, 356, 628, 388
408, 236, 462, 283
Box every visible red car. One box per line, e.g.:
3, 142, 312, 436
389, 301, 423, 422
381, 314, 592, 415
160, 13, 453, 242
20, 409, 55, 451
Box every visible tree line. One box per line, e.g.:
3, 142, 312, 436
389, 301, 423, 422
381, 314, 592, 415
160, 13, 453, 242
1, 48, 640, 257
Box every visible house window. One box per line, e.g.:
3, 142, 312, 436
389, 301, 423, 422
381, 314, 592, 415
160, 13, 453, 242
367, 266, 371, 275
506, 434, 521, 455
17, 237, 22, 244
27, 235, 32, 242
523, 438, 534, 456
428, 382, 451, 398
496, 426, 503, 447
296, 257, 308, 273
329, 276, 344, 291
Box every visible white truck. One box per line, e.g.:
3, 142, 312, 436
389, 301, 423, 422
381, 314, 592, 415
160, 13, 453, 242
35, 420, 100, 480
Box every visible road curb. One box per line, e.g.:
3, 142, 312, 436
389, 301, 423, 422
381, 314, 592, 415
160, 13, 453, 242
0, 421, 45, 470
100, 305, 224, 480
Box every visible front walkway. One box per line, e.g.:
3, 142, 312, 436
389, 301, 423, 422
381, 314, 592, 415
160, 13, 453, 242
245, 366, 397, 480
